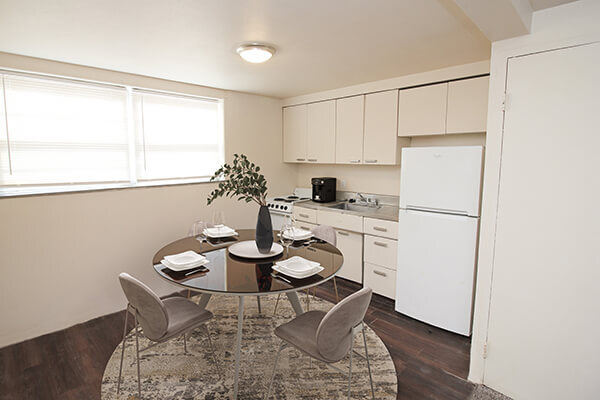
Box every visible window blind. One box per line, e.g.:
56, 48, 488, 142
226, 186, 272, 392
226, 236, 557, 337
0, 73, 130, 186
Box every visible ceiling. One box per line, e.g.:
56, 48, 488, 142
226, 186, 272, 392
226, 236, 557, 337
0, 0, 575, 98
529, 0, 576, 11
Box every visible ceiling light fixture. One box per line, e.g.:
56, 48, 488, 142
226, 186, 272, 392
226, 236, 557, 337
236, 43, 276, 63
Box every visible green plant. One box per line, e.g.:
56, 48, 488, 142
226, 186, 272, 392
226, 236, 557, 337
207, 154, 268, 206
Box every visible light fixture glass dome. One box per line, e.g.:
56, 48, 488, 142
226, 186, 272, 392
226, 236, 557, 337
236, 44, 275, 63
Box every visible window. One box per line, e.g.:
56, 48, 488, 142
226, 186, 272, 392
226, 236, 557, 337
0, 70, 224, 195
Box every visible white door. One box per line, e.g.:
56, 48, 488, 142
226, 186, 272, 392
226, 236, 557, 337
484, 42, 600, 399
396, 209, 479, 335
399, 146, 483, 216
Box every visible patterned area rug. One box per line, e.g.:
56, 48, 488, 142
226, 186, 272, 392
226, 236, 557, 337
101, 294, 397, 399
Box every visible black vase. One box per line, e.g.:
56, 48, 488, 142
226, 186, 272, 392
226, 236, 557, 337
255, 205, 274, 254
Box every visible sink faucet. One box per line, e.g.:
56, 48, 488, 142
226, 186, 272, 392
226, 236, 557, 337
356, 192, 367, 202
353, 192, 379, 207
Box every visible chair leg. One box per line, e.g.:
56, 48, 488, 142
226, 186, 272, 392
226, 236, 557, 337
204, 324, 222, 378
347, 337, 354, 400
256, 296, 262, 314
362, 322, 375, 400
333, 277, 340, 303
305, 289, 310, 311
183, 332, 187, 353
134, 313, 142, 399
264, 341, 285, 400
116, 308, 129, 394
273, 294, 280, 316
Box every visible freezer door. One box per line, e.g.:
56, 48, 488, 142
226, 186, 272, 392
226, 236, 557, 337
399, 146, 483, 216
395, 209, 479, 335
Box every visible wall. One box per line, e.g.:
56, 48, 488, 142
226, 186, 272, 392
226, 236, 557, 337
0, 53, 294, 348
295, 133, 485, 195
469, 0, 600, 397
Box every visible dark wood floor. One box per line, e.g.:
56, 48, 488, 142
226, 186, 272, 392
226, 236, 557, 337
0, 278, 474, 400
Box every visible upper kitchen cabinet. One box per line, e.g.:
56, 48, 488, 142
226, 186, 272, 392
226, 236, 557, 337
446, 76, 489, 134
307, 100, 336, 163
398, 82, 448, 137
364, 90, 407, 165
283, 105, 307, 162
335, 95, 364, 164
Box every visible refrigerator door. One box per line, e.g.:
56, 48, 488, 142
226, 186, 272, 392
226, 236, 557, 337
399, 146, 483, 217
395, 209, 479, 335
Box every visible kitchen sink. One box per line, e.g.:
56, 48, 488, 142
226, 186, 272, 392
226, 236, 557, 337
327, 202, 381, 213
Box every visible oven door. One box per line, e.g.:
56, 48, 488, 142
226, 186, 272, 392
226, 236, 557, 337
269, 210, 288, 231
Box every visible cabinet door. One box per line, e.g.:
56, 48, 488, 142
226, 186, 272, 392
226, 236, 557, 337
335, 95, 364, 164
363, 90, 400, 165
398, 82, 447, 137
334, 229, 363, 283
446, 76, 489, 134
306, 100, 336, 163
283, 105, 307, 163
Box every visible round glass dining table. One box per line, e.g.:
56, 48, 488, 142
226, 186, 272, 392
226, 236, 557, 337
152, 229, 343, 399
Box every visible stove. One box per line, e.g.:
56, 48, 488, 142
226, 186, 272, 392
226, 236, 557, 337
266, 195, 310, 215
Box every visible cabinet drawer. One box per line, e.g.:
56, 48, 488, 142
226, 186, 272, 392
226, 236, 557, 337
296, 221, 317, 231
293, 207, 317, 223
363, 217, 398, 240
317, 210, 363, 233
364, 235, 397, 270
364, 263, 396, 299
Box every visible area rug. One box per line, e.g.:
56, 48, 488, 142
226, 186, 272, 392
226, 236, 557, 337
101, 294, 397, 399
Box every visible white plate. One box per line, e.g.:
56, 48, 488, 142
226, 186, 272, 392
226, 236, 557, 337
281, 228, 312, 241
161, 258, 210, 272
164, 250, 206, 266
228, 240, 283, 259
272, 264, 324, 279
276, 256, 320, 273
204, 226, 238, 238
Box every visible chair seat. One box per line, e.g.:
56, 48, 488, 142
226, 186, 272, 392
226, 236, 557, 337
274, 310, 332, 363
158, 297, 213, 342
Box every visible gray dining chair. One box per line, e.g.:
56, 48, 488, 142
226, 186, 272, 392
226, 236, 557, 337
116, 273, 220, 399
273, 224, 339, 315
265, 287, 375, 400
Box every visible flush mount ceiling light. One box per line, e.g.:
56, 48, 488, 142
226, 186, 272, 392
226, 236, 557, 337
236, 43, 276, 63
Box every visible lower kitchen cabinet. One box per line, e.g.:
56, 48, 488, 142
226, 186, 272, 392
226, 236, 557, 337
334, 229, 363, 283
364, 262, 396, 299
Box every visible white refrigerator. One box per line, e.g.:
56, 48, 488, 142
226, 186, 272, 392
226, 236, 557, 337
395, 146, 483, 336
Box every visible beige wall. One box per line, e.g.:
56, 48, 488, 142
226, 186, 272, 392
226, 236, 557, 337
0, 53, 294, 347
295, 133, 486, 195
469, 1, 600, 397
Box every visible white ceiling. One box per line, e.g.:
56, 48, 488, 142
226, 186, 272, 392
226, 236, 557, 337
0, 0, 574, 98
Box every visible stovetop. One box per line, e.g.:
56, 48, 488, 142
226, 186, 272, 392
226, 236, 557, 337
267, 195, 310, 214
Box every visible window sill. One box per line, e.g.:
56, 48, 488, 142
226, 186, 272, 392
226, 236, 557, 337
0, 177, 223, 198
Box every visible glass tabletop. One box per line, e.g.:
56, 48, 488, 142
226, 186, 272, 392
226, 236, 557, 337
152, 229, 343, 295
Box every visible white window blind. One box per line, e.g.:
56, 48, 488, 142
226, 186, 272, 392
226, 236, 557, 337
0, 70, 224, 194
133, 90, 223, 180
0, 73, 130, 186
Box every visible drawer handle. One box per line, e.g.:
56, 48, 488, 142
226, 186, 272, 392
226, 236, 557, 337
365, 159, 378, 163
300, 226, 311, 230
296, 158, 305, 161
308, 158, 317, 162
373, 270, 387, 277
306, 247, 317, 253
337, 231, 349, 236
373, 226, 388, 232
349, 159, 360, 163
299, 213, 309, 218
373, 241, 388, 247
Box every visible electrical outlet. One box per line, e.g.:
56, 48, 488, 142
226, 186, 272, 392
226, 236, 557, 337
340, 179, 346, 188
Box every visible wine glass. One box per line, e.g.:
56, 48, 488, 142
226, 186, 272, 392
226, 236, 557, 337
212, 211, 225, 234
188, 220, 207, 242
280, 222, 295, 258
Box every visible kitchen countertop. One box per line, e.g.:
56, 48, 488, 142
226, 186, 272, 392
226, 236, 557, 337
295, 200, 399, 222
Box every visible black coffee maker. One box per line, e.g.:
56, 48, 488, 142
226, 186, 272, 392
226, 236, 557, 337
311, 177, 336, 203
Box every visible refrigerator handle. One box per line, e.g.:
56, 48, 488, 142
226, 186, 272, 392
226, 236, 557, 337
405, 205, 470, 217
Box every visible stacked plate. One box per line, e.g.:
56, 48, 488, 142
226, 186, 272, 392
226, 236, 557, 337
160, 250, 209, 272
281, 227, 312, 241
204, 225, 238, 238
272, 256, 324, 279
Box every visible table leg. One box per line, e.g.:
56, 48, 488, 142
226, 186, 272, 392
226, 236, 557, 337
285, 291, 304, 316
197, 293, 212, 309
233, 296, 245, 399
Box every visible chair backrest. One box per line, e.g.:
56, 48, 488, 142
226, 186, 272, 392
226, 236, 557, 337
315, 287, 372, 362
118, 273, 169, 341
311, 224, 337, 246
